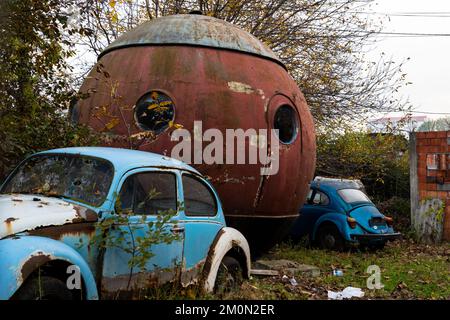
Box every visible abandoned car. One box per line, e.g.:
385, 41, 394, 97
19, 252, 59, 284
0, 147, 251, 300
290, 177, 401, 250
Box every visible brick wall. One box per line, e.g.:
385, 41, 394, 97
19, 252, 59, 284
413, 131, 450, 241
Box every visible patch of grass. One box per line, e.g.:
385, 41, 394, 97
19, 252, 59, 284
258, 239, 450, 299
144, 240, 449, 300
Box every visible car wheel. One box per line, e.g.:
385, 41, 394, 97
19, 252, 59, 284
12, 276, 74, 300
214, 256, 243, 295
318, 224, 345, 251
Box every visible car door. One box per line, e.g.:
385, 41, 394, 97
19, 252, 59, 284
100, 168, 184, 298
179, 172, 224, 286
295, 188, 332, 237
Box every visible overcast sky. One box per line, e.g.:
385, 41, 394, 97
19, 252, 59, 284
366, 0, 450, 120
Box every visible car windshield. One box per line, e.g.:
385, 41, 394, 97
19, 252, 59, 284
337, 188, 371, 204
1, 154, 114, 207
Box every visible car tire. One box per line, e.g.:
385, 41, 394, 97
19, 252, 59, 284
317, 224, 345, 251
214, 256, 243, 295
12, 275, 74, 300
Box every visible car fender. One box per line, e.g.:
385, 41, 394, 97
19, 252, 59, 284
202, 227, 251, 293
312, 213, 355, 241
0, 236, 98, 300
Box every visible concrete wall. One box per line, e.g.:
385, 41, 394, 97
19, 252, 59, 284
410, 131, 450, 243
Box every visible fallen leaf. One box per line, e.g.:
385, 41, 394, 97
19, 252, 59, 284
104, 117, 120, 130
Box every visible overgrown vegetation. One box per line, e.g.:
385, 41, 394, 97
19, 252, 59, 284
0, 0, 98, 180
316, 129, 410, 200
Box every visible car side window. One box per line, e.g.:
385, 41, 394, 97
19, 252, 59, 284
312, 191, 330, 206
182, 174, 217, 216
117, 172, 177, 215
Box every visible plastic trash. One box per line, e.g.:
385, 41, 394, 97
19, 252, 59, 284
281, 274, 298, 286
332, 269, 344, 277
327, 286, 365, 300
289, 277, 298, 286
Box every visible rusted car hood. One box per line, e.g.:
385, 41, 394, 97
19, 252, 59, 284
0, 194, 98, 239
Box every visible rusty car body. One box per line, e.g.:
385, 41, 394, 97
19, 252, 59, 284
0, 147, 251, 299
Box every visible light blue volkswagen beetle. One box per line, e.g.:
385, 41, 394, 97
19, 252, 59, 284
0, 147, 251, 300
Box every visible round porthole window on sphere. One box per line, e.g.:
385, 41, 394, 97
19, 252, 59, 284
273, 105, 299, 144
134, 91, 175, 133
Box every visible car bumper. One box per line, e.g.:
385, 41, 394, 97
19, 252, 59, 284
350, 233, 402, 242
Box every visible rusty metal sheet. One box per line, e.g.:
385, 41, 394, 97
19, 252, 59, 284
0, 194, 98, 239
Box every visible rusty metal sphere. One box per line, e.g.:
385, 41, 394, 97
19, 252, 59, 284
73, 14, 316, 253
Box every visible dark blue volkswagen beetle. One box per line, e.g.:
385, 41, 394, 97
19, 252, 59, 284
290, 177, 401, 250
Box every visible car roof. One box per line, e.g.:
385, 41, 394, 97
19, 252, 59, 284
36, 147, 201, 175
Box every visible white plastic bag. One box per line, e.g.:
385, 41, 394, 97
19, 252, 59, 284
327, 286, 365, 300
